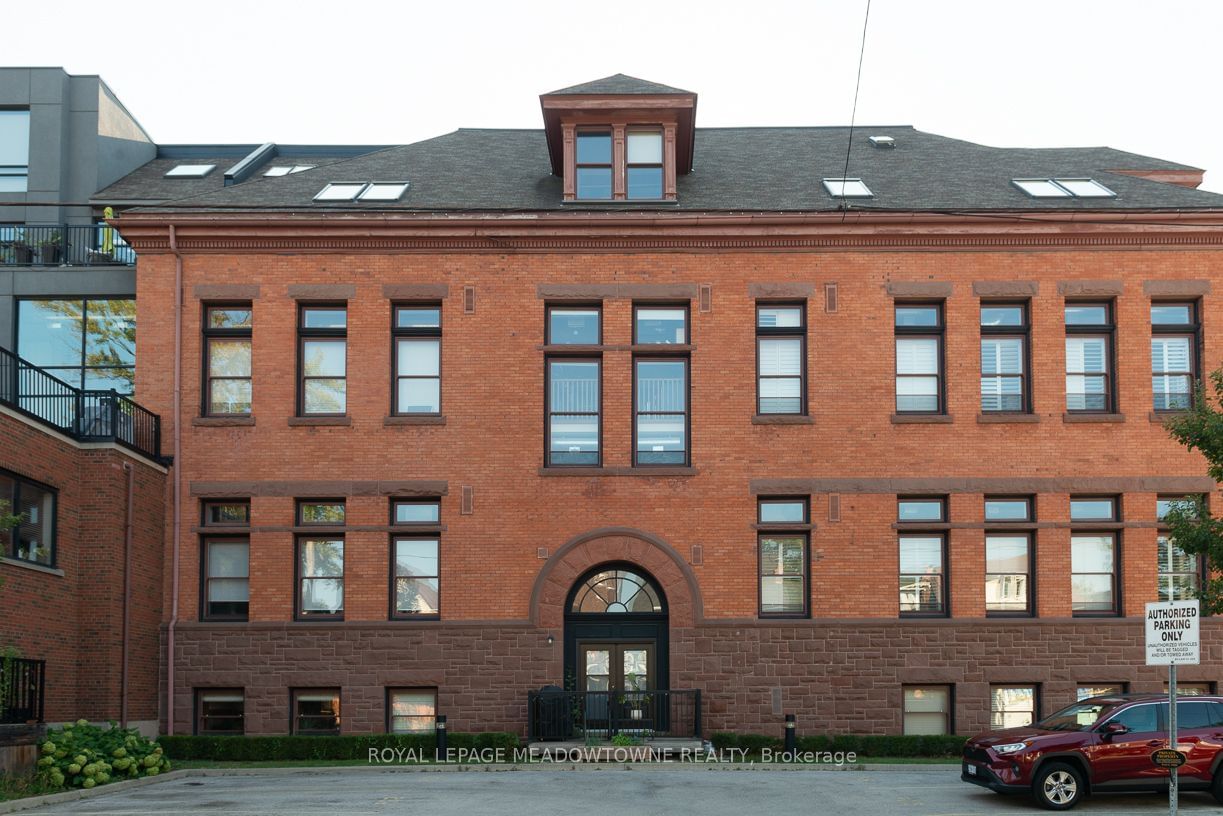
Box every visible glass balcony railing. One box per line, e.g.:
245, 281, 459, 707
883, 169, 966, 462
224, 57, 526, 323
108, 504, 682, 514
0, 223, 136, 267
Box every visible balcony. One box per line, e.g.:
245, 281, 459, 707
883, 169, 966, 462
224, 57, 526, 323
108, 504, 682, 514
0, 223, 135, 267
0, 345, 164, 463
527, 688, 701, 742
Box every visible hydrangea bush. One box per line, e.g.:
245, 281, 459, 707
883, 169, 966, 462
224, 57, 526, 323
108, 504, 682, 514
36, 720, 170, 790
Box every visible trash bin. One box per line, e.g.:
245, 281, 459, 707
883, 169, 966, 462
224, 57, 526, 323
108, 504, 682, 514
534, 685, 572, 741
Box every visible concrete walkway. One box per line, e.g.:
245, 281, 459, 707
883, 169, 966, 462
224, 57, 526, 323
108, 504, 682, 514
17, 766, 1223, 815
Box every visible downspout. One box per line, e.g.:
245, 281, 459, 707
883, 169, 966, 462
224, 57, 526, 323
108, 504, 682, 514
167, 224, 183, 736
121, 461, 134, 728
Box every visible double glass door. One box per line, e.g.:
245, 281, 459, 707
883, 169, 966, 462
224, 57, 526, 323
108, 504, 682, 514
580, 642, 653, 692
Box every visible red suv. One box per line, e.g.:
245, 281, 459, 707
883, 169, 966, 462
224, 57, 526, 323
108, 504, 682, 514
962, 693, 1223, 810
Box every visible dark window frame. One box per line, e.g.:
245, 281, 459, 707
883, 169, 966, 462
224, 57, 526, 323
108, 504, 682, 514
899, 530, 949, 618
574, 127, 613, 201
625, 126, 664, 201
295, 534, 345, 621
755, 301, 807, 416
985, 531, 1035, 618
756, 496, 811, 619
390, 497, 441, 526
296, 498, 346, 526
200, 302, 253, 417
894, 301, 946, 415
545, 356, 602, 467
1070, 530, 1121, 618
1157, 493, 1208, 602
386, 687, 439, 734
1065, 300, 1117, 413
902, 684, 955, 735
199, 534, 250, 622
897, 495, 947, 524
194, 688, 245, 736
389, 534, 441, 620
0, 467, 58, 567
989, 684, 1040, 728
1151, 300, 1200, 413
984, 494, 1033, 523
980, 300, 1031, 414
201, 499, 250, 527
291, 688, 341, 736
297, 303, 347, 417
14, 297, 137, 394
391, 303, 443, 417
633, 302, 690, 346
545, 303, 603, 346
632, 354, 690, 467
1070, 495, 1119, 522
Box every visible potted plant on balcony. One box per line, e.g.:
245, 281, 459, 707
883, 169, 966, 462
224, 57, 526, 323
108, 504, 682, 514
10, 239, 33, 264
38, 231, 62, 265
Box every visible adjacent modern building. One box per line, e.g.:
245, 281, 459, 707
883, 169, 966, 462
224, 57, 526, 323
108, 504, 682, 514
7, 71, 1223, 741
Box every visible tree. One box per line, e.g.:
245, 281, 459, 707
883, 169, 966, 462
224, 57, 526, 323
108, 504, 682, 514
1163, 369, 1223, 614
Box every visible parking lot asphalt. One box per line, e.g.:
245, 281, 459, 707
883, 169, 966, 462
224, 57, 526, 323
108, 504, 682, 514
22, 767, 1222, 815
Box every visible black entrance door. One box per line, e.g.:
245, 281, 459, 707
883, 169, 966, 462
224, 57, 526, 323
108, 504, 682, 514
563, 564, 669, 736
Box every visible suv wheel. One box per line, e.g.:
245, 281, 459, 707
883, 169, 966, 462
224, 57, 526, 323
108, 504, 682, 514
1212, 766, 1223, 804
1032, 762, 1084, 810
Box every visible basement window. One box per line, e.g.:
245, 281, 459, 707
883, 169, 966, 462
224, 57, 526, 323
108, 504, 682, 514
314, 182, 367, 201
358, 182, 409, 202
823, 178, 873, 198
165, 164, 216, 178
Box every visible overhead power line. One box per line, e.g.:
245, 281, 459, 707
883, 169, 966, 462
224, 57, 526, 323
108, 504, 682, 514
840, 0, 873, 221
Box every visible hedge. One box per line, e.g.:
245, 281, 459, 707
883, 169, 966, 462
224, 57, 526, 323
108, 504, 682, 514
158, 732, 519, 762
710, 732, 967, 758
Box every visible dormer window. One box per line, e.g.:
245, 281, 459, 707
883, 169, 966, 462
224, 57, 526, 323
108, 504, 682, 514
626, 130, 663, 200
576, 130, 613, 200
540, 74, 696, 204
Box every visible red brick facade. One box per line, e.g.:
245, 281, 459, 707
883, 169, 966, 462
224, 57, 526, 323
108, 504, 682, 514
0, 407, 165, 729
112, 213, 1223, 737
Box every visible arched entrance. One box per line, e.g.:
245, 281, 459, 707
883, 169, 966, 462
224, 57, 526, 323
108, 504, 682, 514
564, 564, 669, 696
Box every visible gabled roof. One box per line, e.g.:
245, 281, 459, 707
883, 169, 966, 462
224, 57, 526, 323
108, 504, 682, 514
544, 74, 693, 96
126, 126, 1223, 214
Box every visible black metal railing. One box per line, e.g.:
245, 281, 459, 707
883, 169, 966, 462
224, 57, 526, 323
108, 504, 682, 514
0, 223, 136, 267
0, 658, 45, 724
0, 346, 163, 462
527, 689, 701, 741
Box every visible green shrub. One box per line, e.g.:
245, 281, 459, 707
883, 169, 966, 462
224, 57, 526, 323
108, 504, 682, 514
36, 720, 169, 790
715, 731, 965, 758
157, 732, 519, 762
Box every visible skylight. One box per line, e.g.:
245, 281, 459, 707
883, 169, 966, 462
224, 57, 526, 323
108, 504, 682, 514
165, 164, 216, 178
1054, 178, 1116, 198
1012, 178, 1117, 199
313, 183, 367, 201
868, 135, 895, 149
264, 165, 316, 177
823, 178, 873, 198
358, 182, 410, 201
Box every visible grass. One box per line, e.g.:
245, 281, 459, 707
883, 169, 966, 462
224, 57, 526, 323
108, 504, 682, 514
0, 774, 64, 802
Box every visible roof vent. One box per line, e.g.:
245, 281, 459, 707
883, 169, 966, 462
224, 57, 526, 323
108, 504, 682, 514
868, 136, 895, 149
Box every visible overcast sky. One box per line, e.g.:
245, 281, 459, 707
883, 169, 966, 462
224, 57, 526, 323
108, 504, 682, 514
8, 0, 1223, 192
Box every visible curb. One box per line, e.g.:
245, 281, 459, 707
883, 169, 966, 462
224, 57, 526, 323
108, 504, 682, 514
0, 761, 960, 811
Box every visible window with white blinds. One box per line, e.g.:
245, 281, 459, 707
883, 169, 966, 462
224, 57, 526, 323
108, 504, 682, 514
756, 305, 805, 415
1065, 303, 1114, 412
896, 338, 940, 411
1151, 301, 1197, 412
980, 303, 1028, 413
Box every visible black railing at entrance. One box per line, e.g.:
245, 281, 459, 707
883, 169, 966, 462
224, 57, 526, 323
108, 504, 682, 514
527, 689, 700, 741
0, 658, 45, 724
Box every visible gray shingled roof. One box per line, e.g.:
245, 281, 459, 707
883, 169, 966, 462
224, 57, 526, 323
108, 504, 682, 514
128, 126, 1223, 213
545, 73, 693, 96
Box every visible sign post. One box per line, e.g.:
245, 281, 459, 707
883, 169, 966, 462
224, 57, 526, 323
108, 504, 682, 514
1145, 599, 1201, 816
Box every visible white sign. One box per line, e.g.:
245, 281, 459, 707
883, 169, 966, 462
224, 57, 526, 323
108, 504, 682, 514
1145, 600, 1200, 666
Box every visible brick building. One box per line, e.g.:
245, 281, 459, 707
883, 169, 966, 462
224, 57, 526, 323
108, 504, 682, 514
113, 75, 1223, 739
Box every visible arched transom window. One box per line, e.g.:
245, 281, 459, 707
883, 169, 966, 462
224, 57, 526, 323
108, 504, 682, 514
570, 569, 663, 614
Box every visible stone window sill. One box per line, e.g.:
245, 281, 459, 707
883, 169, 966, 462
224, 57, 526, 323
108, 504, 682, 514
193, 416, 255, 427
977, 413, 1039, 424
384, 416, 447, 426
537, 466, 698, 477
0, 556, 64, 577
752, 415, 813, 425
1149, 411, 1189, 423
891, 414, 953, 424
1062, 413, 1125, 424
288, 416, 352, 427
751, 523, 816, 532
